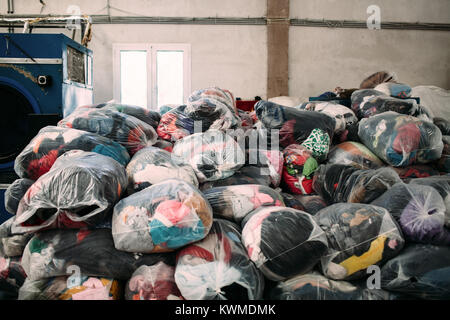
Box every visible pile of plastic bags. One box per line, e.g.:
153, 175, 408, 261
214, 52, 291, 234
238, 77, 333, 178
2, 79, 450, 301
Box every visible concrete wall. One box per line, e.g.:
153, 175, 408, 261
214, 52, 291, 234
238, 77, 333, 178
0, 0, 267, 103
1, 0, 449, 103
289, 0, 450, 97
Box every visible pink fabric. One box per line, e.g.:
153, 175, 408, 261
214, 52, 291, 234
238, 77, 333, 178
155, 200, 191, 225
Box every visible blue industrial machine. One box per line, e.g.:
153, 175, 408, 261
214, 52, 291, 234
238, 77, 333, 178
0, 33, 93, 223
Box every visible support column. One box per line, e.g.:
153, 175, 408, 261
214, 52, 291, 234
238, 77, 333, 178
267, 0, 289, 99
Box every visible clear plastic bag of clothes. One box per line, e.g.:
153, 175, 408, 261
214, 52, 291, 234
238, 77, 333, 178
281, 144, 319, 195
13, 150, 128, 234
270, 272, 393, 300
159, 104, 177, 116
153, 139, 174, 153
358, 112, 443, 167
238, 109, 255, 131
203, 184, 285, 223
380, 244, 450, 300
14, 126, 130, 180
4, 178, 34, 214
0, 218, 31, 299
371, 183, 450, 245
315, 203, 405, 281
435, 135, 450, 173
392, 165, 439, 180
125, 262, 183, 300
58, 106, 158, 155
241, 206, 328, 281
126, 146, 198, 194
359, 71, 398, 89
284, 194, 327, 215
434, 118, 450, 136
327, 142, 384, 170
312, 164, 401, 205
1, 217, 33, 258
81, 103, 161, 129
254, 100, 336, 151
351, 90, 420, 119
175, 219, 265, 300
172, 130, 245, 183
21, 228, 175, 281
112, 179, 213, 253
18, 276, 123, 300
297, 101, 357, 134
244, 149, 283, 188
199, 166, 272, 191
185, 87, 241, 131
157, 105, 196, 142
409, 176, 450, 228
374, 83, 412, 99
0, 256, 27, 300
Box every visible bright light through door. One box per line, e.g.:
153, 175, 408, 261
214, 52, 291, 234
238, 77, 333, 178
156, 51, 184, 108
120, 50, 147, 108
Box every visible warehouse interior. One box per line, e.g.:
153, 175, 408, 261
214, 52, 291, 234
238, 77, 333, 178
0, 0, 449, 303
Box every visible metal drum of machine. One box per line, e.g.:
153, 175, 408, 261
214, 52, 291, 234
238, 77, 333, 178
0, 33, 93, 222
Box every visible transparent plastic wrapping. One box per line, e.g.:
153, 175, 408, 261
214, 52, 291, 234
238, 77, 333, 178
433, 118, 450, 136
4, 178, 34, 214
327, 142, 384, 170
374, 83, 412, 99
270, 272, 393, 300
238, 109, 255, 131
409, 176, 450, 228
199, 166, 272, 191
284, 194, 327, 215
13, 150, 128, 234
125, 262, 183, 300
0, 218, 32, 258
380, 244, 450, 300
359, 71, 398, 89
172, 130, 245, 183
241, 206, 328, 281
0, 218, 31, 299
435, 136, 450, 173
112, 179, 213, 253
153, 139, 174, 153
203, 185, 285, 223
315, 203, 405, 281
312, 164, 401, 204
254, 100, 336, 150
244, 149, 283, 188
175, 219, 265, 300
371, 183, 450, 245
0, 256, 27, 300
358, 112, 443, 167
185, 87, 241, 131
82, 103, 161, 129
14, 126, 130, 180
391, 165, 439, 180
159, 104, 177, 116
280, 193, 306, 211
126, 146, 198, 194
18, 276, 123, 300
58, 106, 158, 155
21, 228, 175, 281
351, 90, 419, 119
157, 105, 198, 142
298, 102, 357, 134
281, 144, 318, 195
